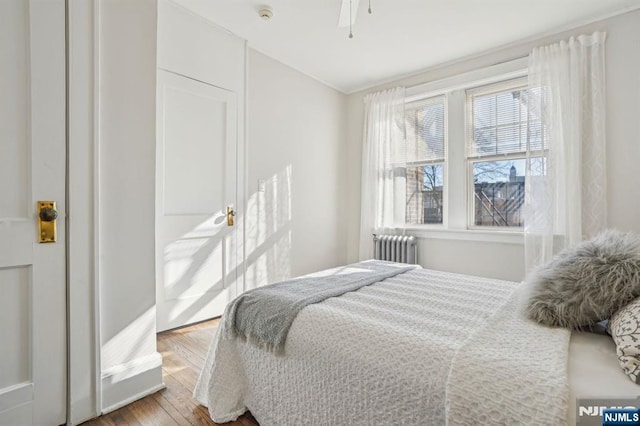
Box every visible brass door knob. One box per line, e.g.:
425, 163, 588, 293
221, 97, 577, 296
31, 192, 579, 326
227, 205, 235, 227
38, 201, 58, 243
39, 207, 58, 222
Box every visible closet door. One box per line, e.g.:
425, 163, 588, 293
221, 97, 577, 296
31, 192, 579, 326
156, 70, 238, 331
0, 0, 67, 423
156, 0, 245, 332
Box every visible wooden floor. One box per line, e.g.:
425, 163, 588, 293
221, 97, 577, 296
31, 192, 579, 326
82, 319, 258, 426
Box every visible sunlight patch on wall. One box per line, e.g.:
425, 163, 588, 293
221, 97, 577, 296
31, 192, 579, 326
164, 237, 223, 300
244, 165, 293, 290
102, 307, 156, 370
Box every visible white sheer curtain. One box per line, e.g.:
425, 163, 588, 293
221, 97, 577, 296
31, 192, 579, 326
359, 87, 406, 260
524, 32, 607, 272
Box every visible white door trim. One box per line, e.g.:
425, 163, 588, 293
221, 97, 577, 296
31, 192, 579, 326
67, 0, 101, 423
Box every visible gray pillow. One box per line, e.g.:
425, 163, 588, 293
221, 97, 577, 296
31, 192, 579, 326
526, 230, 640, 328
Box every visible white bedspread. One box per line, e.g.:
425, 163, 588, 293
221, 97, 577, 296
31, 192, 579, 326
194, 267, 570, 425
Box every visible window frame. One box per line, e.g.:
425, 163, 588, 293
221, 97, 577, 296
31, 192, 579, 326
400, 58, 529, 239
465, 77, 530, 231
403, 94, 448, 228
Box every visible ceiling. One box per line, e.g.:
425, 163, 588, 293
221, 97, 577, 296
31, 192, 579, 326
173, 0, 640, 94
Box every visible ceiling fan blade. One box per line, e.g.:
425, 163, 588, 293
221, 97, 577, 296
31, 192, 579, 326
337, 0, 360, 28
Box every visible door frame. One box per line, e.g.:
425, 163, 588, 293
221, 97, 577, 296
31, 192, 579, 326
67, 0, 101, 423
66, 1, 247, 424
155, 69, 240, 332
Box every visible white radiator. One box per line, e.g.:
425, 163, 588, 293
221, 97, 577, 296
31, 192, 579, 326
373, 234, 417, 264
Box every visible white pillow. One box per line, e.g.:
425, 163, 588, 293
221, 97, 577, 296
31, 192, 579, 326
608, 297, 640, 384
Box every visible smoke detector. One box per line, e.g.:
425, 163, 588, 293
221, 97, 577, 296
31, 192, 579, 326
258, 8, 273, 20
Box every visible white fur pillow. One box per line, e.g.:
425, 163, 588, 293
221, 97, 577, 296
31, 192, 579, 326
608, 298, 640, 384
526, 230, 640, 328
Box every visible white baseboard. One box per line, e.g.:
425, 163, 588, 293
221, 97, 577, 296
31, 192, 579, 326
100, 352, 165, 414
0, 382, 33, 425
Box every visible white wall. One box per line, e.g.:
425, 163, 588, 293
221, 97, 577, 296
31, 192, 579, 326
346, 9, 640, 282
245, 49, 348, 289
97, 0, 164, 413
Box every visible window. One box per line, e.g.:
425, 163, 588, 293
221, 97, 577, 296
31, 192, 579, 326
466, 79, 545, 228
401, 59, 544, 234
404, 96, 446, 225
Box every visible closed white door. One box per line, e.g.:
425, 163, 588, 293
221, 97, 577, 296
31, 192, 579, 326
0, 0, 67, 424
156, 70, 239, 331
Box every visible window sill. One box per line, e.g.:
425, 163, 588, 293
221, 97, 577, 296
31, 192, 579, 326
402, 227, 524, 245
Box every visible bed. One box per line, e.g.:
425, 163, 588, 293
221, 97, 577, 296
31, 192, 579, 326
193, 261, 639, 426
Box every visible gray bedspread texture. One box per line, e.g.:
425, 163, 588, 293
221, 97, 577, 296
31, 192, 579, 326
221, 260, 416, 354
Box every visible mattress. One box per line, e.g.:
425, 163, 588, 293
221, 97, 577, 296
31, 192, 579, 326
568, 331, 640, 425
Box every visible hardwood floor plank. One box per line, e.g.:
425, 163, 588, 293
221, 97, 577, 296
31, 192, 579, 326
158, 347, 201, 385
151, 388, 188, 425
80, 417, 106, 426
109, 407, 143, 426
81, 319, 257, 426
155, 374, 216, 426
166, 359, 199, 392
161, 333, 207, 366
127, 394, 179, 426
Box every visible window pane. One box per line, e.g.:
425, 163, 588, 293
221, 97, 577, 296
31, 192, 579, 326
474, 96, 495, 128
527, 120, 545, 151
496, 124, 522, 153
405, 97, 445, 162
406, 164, 444, 225
469, 85, 533, 157
474, 128, 496, 155
472, 159, 526, 227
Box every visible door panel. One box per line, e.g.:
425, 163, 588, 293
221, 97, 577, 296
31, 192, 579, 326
0, 268, 30, 389
156, 70, 238, 332
162, 84, 227, 215
0, 0, 66, 424
0, 0, 29, 218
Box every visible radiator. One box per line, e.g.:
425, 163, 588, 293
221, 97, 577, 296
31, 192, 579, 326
373, 234, 417, 264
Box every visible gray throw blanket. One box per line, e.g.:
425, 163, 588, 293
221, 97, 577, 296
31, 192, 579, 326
221, 260, 416, 355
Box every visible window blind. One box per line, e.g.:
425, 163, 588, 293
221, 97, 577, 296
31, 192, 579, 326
467, 81, 545, 158
404, 96, 445, 163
